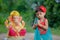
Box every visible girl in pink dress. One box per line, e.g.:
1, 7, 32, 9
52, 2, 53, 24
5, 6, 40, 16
33, 5, 52, 40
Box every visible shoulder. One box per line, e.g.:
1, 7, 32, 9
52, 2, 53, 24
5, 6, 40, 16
44, 18, 48, 22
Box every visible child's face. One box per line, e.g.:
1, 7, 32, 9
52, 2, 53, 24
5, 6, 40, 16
13, 16, 20, 23
36, 11, 45, 19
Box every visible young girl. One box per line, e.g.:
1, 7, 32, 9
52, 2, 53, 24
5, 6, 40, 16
5, 11, 26, 40
33, 6, 52, 40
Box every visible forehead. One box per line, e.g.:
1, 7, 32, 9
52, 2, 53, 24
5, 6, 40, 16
36, 11, 43, 14
37, 10, 43, 13
13, 16, 19, 18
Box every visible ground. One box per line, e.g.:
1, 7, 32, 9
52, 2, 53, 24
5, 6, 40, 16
0, 33, 60, 40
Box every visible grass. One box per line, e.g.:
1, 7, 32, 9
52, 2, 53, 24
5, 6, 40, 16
0, 24, 7, 33
51, 28, 60, 36
0, 24, 60, 36
25, 25, 34, 33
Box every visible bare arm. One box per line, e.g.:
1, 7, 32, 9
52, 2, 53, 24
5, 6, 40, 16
32, 24, 37, 29
38, 19, 48, 30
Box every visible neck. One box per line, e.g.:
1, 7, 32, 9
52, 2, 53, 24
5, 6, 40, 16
41, 17, 44, 20
39, 17, 45, 22
39, 17, 44, 20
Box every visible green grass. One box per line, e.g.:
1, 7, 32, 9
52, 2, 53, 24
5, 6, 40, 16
51, 28, 60, 36
25, 25, 34, 33
0, 24, 7, 33
0, 24, 60, 36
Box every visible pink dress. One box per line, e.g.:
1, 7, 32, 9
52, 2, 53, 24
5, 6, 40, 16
8, 25, 26, 36
38, 18, 47, 34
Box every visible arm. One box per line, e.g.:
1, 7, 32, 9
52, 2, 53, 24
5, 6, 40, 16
32, 24, 37, 29
32, 17, 38, 29
38, 19, 48, 30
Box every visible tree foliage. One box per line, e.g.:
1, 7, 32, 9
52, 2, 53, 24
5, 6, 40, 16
0, 0, 60, 28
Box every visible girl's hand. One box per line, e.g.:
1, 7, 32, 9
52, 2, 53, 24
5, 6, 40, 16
32, 24, 37, 29
34, 24, 37, 27
37, 19, 48, 30
37, 20, 43, 27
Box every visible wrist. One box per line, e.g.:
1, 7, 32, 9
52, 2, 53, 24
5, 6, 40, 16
37, 24, 43, 27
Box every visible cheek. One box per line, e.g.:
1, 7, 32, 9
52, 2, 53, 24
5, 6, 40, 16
42, 14, 44, 16
36, 16, 40, 18
36, 15, 39, 18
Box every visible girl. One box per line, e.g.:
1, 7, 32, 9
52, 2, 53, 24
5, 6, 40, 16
33, 5, 52, 40
5, 11, 26, 40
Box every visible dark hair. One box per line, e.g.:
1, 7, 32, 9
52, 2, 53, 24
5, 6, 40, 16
35, 6, 43, 13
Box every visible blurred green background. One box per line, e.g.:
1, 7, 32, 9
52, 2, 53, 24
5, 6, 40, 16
0, 0, 60, 35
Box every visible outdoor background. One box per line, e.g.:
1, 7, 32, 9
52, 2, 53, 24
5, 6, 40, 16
0, 0, 60, 36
